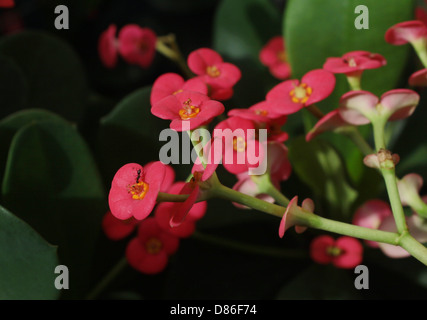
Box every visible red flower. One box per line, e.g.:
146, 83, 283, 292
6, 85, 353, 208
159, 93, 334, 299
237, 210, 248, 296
187, 48, 241, 99
214, 116, 265, 175
323, 50, 386, 76
126, 218, 179, 274
228, 101, 289, 142
108, 162, 166, 221
98, 24, 119, 68
259, 36, 291, 80
385, 20, 427, 45
310, 235, 363, 269
150, 73, 207, 107
266, 69, 336, 115
233, 142, 291, 209
118, 24, 157, 68
151, 90, 224, 131
102, 211, 139, 241
0, 0, 14, 8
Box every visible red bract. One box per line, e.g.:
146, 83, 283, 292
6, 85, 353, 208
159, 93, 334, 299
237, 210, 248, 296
266, 69, 336, 115
169, 172, 204, 227
214, 116, 265, 175
352, 200, 392, 248
150, 73, 207, 106
126, 218, 179, 274
278, 196, 310, 238
385, 20, 427, 45
0, 0, 14, 8
306, 109, 349, 141
108, 162, 166, 220
151, 90, 224, 131
98, 24, 119, 68
155, 182, 206, 237
118, 24, 157, 68
409, 68, 427, 86
102, 211, 139, 241
187, 48, 241, 100
259, 36, 291, 80
310, 235, 363, 269
323, 50, 386, 76
416, 6, 427, 27
339, 89, 420, 125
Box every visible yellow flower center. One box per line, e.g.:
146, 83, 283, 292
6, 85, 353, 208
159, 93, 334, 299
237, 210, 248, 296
173, 89, 183, 95
254, 109, 268, 117
289, 83, 312, 104
206, 65, 221, 78
145, 237, 163, 254
326, 246, 342, 257
179, 98, 200, 120
128, 180, 150, 200
277, 50, 287, 63
233, 136, 246, 152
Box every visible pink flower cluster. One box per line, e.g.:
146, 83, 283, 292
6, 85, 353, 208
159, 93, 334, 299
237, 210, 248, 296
353, 174, 427, 259
105, 162, 208, 274
98, 24, 157, 69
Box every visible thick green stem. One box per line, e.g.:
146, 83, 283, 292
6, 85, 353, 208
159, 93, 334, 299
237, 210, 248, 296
212, 184, 400, 245
372, 119, 408, 234
399, 233, 427, 266
264, 181, 290, 207
381, 168, 409, 234
412, 38, 427, 69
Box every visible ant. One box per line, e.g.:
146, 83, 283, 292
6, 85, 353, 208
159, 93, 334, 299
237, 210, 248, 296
136, 169, 142, 183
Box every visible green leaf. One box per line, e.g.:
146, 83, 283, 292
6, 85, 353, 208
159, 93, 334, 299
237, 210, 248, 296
0, 109, 72, 199
2, 119, 106, 298
213, 0, 284, 107
288, 136, 358, 220
0, 31, 89, 122
284, 0, 415, 111
0, 54, 28, 118
0, 205, 59, 299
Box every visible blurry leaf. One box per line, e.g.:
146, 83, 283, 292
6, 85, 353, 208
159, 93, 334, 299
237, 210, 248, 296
98, 86, 171, 181
0, 31, 89, 122
0, 109, 71, 198
288, 136, 358, 220
0, 54, 28, 118
276, 264, 361, 299
213, 0, 284, 107
0, 205, 59, 300
284, 0, 415, 112
2, 119, 106, 298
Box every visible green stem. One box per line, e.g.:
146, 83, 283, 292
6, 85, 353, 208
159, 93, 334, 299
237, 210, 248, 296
156, 34, 193, 78
372, 119, 408, 234
264, 180, 290, 207
381, 168, 408, 234
412, 38, 427, 69
192, 231, 308, 259
399, 233, 427, 266
340, 126, 374, 156
86, 256, 128, 300
212, 184, 400, 245
346, 74, 362, 91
